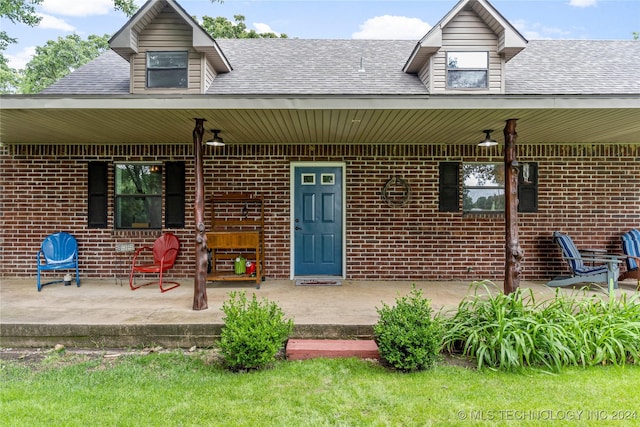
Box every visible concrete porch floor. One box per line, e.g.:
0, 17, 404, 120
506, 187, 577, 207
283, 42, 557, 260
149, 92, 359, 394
1, 277, 637, 348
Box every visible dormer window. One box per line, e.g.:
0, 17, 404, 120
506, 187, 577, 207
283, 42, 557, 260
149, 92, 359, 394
446, 52, 488, 89
146, 51, 188, 88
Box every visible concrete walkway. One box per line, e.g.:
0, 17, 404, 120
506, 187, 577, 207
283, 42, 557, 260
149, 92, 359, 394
1, 277, 637, 348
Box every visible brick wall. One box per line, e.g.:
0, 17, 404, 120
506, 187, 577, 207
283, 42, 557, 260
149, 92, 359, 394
1, 143, 638, 282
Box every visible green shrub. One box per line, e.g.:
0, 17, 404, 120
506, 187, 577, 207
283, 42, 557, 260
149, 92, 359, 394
374, 285, 443, 372
440, 280, 640, 371
220, 291, 294, 371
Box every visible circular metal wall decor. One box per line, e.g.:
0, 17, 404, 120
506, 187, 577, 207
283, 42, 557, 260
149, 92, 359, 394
382, 176, 412, 207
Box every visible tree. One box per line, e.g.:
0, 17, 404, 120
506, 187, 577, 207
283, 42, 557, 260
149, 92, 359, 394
113, 0, 138, 17
201, 14, 288, 39
0, 0, 42, 93
1, 0, 136, 49
0, 51, 20, 93
0, 0, 42, 49
0, 0, 137, 93
2, 1, 286, 93
19, 34, 110, 93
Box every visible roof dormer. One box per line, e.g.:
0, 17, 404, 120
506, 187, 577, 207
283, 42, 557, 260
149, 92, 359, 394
403, 0, 527, 93
108, 0, 231, 94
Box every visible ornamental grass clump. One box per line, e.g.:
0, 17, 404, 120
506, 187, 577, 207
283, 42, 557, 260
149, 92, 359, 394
374, 285, 443, 372
440, 280, 640, 371
220, 291, 294, 372
570, 292, 640, 367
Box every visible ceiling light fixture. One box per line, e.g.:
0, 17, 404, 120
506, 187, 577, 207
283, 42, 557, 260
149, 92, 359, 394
206, 129, 225, 146
478, 129, 498, 147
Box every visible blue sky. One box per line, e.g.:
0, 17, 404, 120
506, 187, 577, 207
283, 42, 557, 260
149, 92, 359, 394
2, 0, 639, 69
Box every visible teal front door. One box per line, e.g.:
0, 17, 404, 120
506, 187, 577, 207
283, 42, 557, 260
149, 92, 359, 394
293, 165, 343, 276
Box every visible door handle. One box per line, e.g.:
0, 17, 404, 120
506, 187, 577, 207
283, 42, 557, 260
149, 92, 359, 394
295, 226, 302, 231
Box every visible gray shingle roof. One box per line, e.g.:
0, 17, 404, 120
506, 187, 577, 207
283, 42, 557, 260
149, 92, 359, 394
211, 39, 426, 95
505, 40, 640, 94
40, 50, 130, 94
40, 39, 640, 96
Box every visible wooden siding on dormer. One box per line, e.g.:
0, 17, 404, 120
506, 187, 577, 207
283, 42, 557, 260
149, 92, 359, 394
131, 7, 205, 94
418, 57, 431, 90
203, 58, 217, 91
426, 9, 503, 94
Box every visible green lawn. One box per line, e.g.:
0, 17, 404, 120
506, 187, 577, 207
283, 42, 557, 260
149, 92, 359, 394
2, 350, 639, 426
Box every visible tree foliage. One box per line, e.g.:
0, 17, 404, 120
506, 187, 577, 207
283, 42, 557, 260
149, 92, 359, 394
113, 0, 138, 18
1, 1, 287, 93
0, 1, 135, 50
0, 0, 136, 93
201, 14, 287, 39
19, 34, 110, 93
0, 51, 20, 93
1, 0, 42, 47
0, 0, 42, 92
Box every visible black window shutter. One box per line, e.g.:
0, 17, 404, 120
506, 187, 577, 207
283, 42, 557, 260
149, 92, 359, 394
165, 161, 186, 228
88, 162, 108, 228
518, 162, 538, 213
439, 162, 460, 212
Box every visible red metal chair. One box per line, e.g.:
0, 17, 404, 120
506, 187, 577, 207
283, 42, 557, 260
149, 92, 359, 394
129, 233, 181, 292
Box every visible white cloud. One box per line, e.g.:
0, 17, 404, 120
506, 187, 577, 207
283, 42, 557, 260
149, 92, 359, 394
41, 0, 113, 17
512, 19, 572, 40
569, 0, 597, 7
37, 13, 76, 31
253, 22, 280, 36
6, 46, 37, 70
352, 15, 431, 40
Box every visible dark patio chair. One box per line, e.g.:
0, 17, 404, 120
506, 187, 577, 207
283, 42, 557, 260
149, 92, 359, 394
620, 228, 640, 289
36, 232, 80, 291
129, 232, 181, 293
547, 231, 622, 293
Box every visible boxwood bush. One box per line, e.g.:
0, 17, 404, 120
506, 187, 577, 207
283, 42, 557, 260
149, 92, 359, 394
374, 285, 443, 372
220, 291, 294, 371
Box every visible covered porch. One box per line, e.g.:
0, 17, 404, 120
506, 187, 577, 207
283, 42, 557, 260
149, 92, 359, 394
2, 277, 638, 348
2, 96, 639, 298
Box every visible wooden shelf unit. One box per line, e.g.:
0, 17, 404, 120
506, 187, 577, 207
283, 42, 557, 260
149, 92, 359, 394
206, 193, 265, 286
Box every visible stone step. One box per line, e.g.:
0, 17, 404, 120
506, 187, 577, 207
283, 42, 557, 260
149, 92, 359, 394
286, 339, 379, 361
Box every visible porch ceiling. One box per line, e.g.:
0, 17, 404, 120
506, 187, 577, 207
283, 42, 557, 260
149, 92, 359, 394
1, 95, 639, 146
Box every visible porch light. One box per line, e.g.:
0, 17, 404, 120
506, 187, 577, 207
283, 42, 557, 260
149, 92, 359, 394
206, 129, 225, 146
478, 129, 498, 147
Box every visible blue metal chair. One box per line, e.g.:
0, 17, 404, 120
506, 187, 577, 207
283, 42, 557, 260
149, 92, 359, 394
547, 231, 621, 293
36, 232, 80, 291
620, 228, 640, 289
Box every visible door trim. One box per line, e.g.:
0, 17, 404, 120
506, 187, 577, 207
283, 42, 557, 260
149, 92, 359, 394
290, 162, 346, 280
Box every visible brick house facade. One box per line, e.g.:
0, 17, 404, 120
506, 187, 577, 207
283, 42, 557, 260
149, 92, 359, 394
1, 0, 639, 284
2, 142, 638, 282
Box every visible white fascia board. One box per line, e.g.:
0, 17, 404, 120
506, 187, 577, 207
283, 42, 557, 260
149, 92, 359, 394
2, 95, 639, 111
